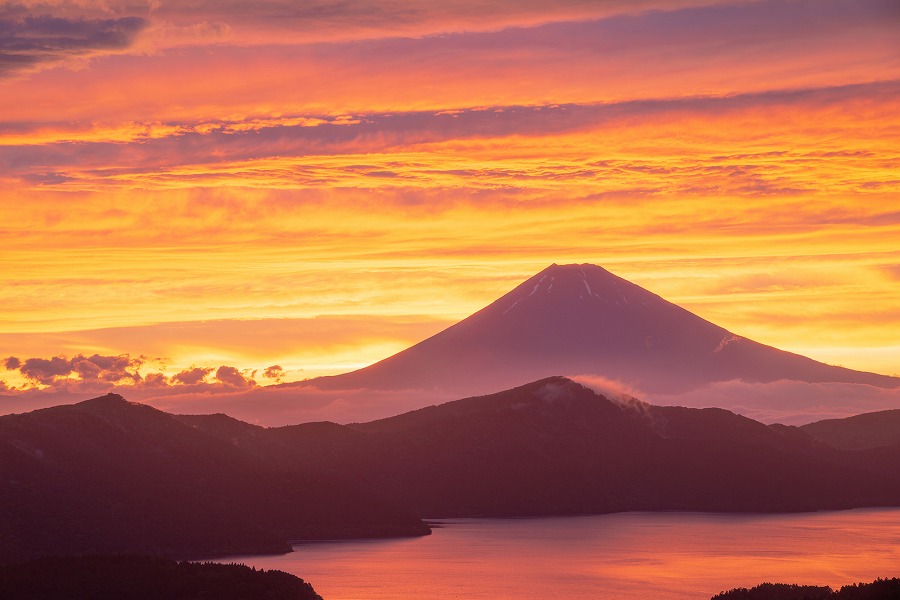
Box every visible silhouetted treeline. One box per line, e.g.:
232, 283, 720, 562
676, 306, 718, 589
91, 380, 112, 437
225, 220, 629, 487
712, 578, 900, 600
0, 554, 323, 600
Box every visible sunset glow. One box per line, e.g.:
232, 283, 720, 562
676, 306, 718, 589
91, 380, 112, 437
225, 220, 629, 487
2, 0, 899, 408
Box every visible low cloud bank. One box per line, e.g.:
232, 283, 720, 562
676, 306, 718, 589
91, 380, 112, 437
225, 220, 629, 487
0, 350, 449, 424
3, 359, 899, 426
646, 379, 900, 425
3, 352, 262, 391
0, 381, 454, 426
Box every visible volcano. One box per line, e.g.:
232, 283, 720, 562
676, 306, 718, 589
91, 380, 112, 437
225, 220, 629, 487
313, 263, 898, 396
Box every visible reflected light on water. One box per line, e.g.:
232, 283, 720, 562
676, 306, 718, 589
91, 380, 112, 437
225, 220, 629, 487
229, 508, 900, 600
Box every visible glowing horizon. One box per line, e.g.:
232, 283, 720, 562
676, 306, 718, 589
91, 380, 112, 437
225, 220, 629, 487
2, 0, 899, 404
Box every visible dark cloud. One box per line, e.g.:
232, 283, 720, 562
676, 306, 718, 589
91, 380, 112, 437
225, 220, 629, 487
142, 372, 170, 388
263, 365, 285, 382
4, 78, 898, 189
214, 365, 256, 388
172, 367, 213, 385
72, 358, 102, 380
19, 172, 76, 186
0, 9, 148, 76
7, 353, 144, 386
138, 0, 726, 44
19, 356, 74, 384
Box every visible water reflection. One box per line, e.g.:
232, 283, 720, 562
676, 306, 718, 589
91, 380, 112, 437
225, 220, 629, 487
229, 509, 900, 600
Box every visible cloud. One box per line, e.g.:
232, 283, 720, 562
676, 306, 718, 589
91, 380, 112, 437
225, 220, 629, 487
0, 354, 276, 414
569, 374, 639, 402
0, 316, 451, 384
136, 0, 743, 47
18, 356, 72, 383
171, 366, 212, 385
0, 378, 456, 426
2, 372, 899, 429
263, 365, 285, 382
142, 372, 170, 388
2, 353, 144, 386
5, 79, 899, 194
646, 379, 900, 425
0, 9, 149, 76
0, 0, 745, 72
569, 374, 656, 419
72, 358, 102, 380
214, 365, 255, 388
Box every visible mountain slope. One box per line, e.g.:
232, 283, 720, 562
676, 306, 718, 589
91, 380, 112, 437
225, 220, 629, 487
311, 263, 898, 396
0, 394, 429, 564
802, 409, 900, 450
185, 377, 900, 518
9, 382, 899, 565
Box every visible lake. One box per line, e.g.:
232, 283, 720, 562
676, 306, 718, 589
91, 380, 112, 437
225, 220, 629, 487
229, 509, 900, 600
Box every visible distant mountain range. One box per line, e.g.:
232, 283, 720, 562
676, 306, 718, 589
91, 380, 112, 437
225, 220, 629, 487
4, 379, 900, 562
310, 263, 899, 396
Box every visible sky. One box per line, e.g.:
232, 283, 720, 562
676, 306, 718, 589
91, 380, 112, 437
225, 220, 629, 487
1, 0, 899, 418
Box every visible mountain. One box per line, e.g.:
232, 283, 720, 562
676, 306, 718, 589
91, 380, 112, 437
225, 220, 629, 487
0, 394, 429, 564
801, 409, 900, 450
9, 381, 900, 564
310, 263, 898, 396
185, 377, 900, 518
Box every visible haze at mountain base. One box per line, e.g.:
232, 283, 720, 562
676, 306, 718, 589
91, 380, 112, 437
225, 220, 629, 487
2, 264, 896, 425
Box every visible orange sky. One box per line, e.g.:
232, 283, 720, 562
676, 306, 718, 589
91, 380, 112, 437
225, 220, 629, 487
1, 0, 899, 399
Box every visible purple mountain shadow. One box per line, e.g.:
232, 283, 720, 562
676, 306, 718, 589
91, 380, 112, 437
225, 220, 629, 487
311, 263, 898, 396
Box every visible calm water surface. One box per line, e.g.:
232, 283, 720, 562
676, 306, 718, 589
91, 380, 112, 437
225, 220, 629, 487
230, 509, 900, 600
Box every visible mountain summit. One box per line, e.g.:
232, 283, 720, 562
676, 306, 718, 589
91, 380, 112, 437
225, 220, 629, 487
314, 263, 898, 396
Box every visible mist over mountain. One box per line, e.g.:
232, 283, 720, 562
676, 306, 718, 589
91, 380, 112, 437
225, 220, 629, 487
311, 263, 898, 403
2, 263, 896, 426
6, 379, 900, 563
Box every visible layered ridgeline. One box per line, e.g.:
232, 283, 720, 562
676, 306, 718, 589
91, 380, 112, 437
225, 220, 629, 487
311, 263, 898, 396
0, 394, 430, 564
6, 379, 900, 563
208, 377, 900, 517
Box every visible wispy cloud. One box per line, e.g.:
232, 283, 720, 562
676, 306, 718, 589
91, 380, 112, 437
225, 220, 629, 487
3, 81, 899, 196
648, 380, 900, 425
0, 0, 897, 392
0, 7, 148, 76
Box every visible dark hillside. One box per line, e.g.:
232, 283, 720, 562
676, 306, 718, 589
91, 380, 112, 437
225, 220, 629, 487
0, 394, 429, 563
